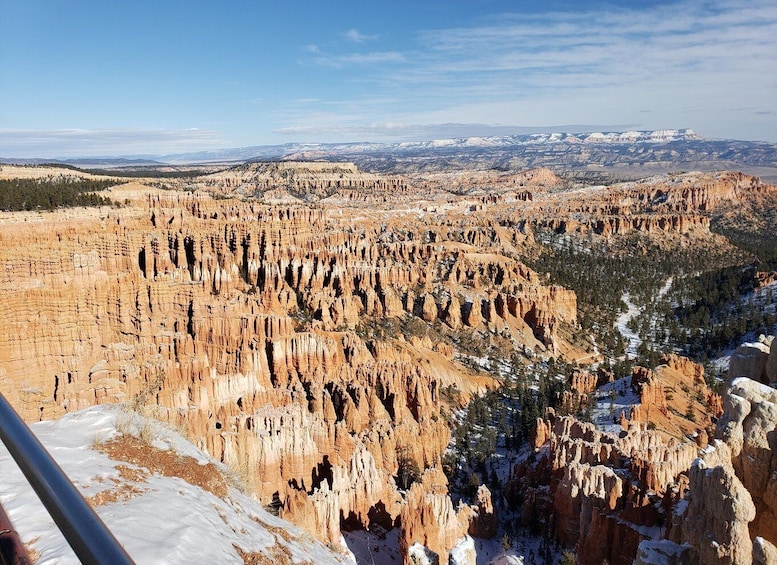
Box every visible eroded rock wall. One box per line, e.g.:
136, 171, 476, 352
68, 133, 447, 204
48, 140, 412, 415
0, 182, 581, 560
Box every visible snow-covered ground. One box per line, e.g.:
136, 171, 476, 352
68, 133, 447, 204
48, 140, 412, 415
343, 528, 402, 564
1, 404, 562, 565
0, 405, 353, 565
344, 525, 558, 565
589, 375, 640, 433
615, 277, 674, 359
615, 292, 643, 359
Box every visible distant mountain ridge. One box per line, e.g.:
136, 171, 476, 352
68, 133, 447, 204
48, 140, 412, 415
2, 129, 776, 181
157, 128, 704, 164
395, 128, 703, 148
0, 129, 709, 165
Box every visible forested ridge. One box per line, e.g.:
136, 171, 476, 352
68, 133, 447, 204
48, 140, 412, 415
0, 176, 116, 211
523, 229, 776, 367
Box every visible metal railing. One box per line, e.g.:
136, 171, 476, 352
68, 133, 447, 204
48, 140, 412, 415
0, 393, 134, 565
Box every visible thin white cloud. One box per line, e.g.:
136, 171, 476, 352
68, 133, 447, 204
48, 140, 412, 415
309, 50, 405, 68
421, 1, 777, 83
0, 128, 225, 158
7, 0, 776, 157
287, 0, 777, 142
343, 29, 378, 43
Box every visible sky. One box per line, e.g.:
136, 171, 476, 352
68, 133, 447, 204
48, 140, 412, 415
0, 0, 775, 158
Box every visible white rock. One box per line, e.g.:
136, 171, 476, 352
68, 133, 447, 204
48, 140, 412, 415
729, 342, 770, 383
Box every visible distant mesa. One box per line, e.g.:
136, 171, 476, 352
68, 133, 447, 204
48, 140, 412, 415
5, 126, 774, 183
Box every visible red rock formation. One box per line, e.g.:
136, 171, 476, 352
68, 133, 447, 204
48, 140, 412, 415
464, 485, 497, 539
0, 169, 589, 560
399, 468, 468, 565
577, 505, 644, 565
517, 412, 703, 564
412, 167, 561, 196
626, 356, 721, 441
630, 367, 669, 416
201, 161, 413, 203
525, 170, 775, 239
568, 369, 599, 395
553, 463, 622, 547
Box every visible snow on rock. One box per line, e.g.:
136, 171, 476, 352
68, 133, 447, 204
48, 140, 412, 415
449, 535, 476, 565
754, 536, 777, 565
683, 458, 755, 564
767, 337, 777, 384
342, 528, 401, 564
0, 405, 353, 565
716, 376, 777, 545
634, 540, 692, 564
487, 552, 525, 565
408, 542, 439, 565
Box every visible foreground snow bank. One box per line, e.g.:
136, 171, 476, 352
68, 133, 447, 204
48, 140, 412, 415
0, 405, 353, 565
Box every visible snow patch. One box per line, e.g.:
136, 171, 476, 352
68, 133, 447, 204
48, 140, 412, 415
450, 536, 477, 565
488, 553, 525, 565
636, 540, 692, 565
408, 542, 438, 565
0, 405, 351, 565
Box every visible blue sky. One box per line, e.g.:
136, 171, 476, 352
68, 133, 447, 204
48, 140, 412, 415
1, 0, 775, 157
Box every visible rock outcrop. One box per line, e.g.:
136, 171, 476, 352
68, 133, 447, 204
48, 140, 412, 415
682, 459, 756, 564
754, 537, 777, 565
515, 413, 701, 565
638, 367, 777, 564
624, 354, 721, 441
464, 485, 498, 539
200, 161, 413, 203
518, 352, 724, 564
399, 468, 468, 565
767, 338, 777, 384
729, 335, 775, 384
526, 171, 775, 239
716, 377, 777, 546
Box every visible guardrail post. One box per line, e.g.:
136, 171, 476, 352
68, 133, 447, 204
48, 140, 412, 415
0, 499, 32, 565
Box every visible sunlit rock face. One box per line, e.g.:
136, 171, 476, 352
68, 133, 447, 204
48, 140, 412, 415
683, 458, 755, 565
2, 162, 774, 562
0, 166, 583, 559
716, 376, 777, 547
635, 366, 777, 565
516, 354, 724, 565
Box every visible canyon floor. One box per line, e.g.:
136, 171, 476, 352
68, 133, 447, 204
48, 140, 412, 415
1, 161, 776, 564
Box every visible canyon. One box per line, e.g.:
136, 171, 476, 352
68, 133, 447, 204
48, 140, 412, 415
0, 161, 776, 564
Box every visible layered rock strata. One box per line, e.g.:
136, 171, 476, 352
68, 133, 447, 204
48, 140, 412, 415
4, 165, 773, 562
524, 171, 775, 237
0, 177, 578, 561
